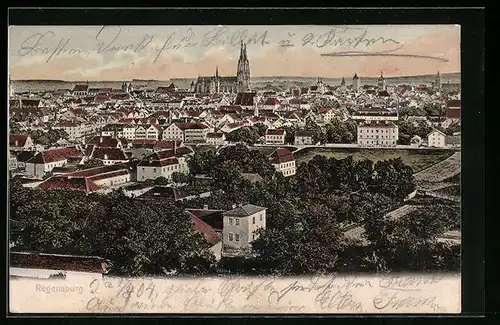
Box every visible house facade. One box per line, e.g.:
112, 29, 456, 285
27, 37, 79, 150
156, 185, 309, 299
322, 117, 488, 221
9, 134, 34, 151
294, 131, 313, 145
136, 147, 193, 182
269, 148, 296, 177
222, 204, 267, 251
25, 147, 84, 179
265, 129, 286, 145
206, 132, 226, 146
357, 120, 398, 147
427, 129, 446, 148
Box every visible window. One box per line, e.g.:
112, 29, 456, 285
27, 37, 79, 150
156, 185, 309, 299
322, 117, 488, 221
229, 218, 233, 226
235, 218, 240, 226
253, 216, 256, 224
235, 233, 240, 242
153, 168, 157, 173
228, 233, 234, 241
253, 233, 256, 240
260, 214, 263, 221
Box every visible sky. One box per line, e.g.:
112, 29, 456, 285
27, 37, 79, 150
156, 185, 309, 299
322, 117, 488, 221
9, 25, 460, 81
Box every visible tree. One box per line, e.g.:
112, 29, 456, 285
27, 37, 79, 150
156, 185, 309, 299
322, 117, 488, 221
154, 176, 170, 185
171, 172, 191, 185
252, 201, 344, 275
225, 127, 260, 145
371, 158, 416, 201
9, 185, 217, 276
217, 144, 275, 179
188, 150, 217, 176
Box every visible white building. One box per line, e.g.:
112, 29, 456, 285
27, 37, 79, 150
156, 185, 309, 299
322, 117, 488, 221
38, 164, 131, 191
135, 124, 160, 140
269, 148, 296, 177
206, 132, 226, 146
25, 147, 84, 179
162, 123, 211, 143
9, 134, 34, 151
294, 131, 313, 145
357, 120, 399, 147
427, 129, 446, 148
53, 121, 92, 140
136, 146, 193, 182
265, 129, 286, 145
222, 204, 267, 251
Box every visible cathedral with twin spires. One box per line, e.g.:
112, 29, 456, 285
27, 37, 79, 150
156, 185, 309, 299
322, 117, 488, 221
192, 41, 251, 94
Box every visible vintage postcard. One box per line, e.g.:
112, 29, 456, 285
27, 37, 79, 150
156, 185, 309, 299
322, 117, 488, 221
8, 24, 461, 314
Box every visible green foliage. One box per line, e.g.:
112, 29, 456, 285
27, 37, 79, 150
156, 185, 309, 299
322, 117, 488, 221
251, 201, 344, 275
225, 126, 261, 145
154, 176, 170, 185
397, 120, 433, 145
9, 185, 216, 276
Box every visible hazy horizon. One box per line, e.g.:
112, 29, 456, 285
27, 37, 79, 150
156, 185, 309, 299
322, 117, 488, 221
11, 71, 460, 83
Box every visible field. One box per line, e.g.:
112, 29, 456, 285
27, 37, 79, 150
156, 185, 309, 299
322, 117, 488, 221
295, 148, 455, 173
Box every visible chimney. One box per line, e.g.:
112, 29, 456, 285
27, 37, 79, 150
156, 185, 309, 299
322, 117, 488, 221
203, 204, 209, 210
232, 204, 237, 209
104, 154, 108, 160
14, 140, 18, 146
100, 137, 103, 143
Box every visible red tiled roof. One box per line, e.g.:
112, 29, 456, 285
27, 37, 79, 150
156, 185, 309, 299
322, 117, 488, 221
152, 111, 170, 118
359, 120, 398, 128
27, 147, 84, 164
190, 215, 221, 245
86, 136, 120, 148
39, 176, 100, 192
95, 95, 111, 102
266, 129, 285, 135
186, 209, 225, 232
174, 122, 209, 130
269, 148, 295, 164
264, 98, 280, 105
9, 134, 30, 147
65, 164, 126, 177
447, 108, 461, 119
90, 147, 128, 161
219, 105, 243, 112
55, 121, 77, 127
153, 140, 182, 149
10, 251, 106, 273
133, 139, 156, 146
186, 111, 202, 117
87, 169, 129, 182
73, 84, 89, 92
295, 131, 313, 137
319, 107, 330, 114
447, 100, 461, 109
207, 132, 224, 138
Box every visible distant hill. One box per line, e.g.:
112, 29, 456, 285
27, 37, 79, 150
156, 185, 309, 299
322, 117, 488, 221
12, 72, 460, 92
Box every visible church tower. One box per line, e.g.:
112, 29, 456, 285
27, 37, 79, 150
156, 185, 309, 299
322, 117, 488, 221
215, 65, 220, 93
435, 71, 442, 91
237, 41, 251, 92
353, 73, 360, 92
377, 71, 386, 91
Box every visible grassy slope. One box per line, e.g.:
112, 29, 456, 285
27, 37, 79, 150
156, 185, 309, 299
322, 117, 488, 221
295, 148, 454, 173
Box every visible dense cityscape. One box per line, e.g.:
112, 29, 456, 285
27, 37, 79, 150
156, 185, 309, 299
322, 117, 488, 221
9, 40, 461, 279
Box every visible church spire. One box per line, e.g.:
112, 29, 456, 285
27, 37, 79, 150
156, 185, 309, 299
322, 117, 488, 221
216, 65, 219, 78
